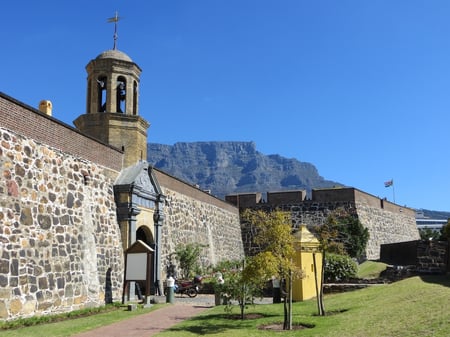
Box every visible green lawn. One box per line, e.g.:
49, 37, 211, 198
157, 275, 450, 337
357, 260, 388, 279
1, 275, 449, 337
0, 304, 166, 337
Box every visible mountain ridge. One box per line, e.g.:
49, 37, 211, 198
147, 141, 450, 217
147, 141, 341, 199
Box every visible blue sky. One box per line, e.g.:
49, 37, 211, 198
2, 1, 450, 212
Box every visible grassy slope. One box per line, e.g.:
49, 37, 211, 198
357, 260, 388, 279
158, 275, 450, 337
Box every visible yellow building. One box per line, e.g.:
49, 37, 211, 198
292, 225, 323, 301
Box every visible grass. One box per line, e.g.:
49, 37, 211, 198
0, 303, 166, 337
1, 275, 449, 337
157, 275, 450, 337
357, 260, 388, 279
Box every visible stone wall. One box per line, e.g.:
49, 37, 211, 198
380, 240, 449, 274
355, 200, 418, 260
233, 188, 420, 260
156, 170, 244, 275
416, 241, 449, 274
0, 126, 124, 320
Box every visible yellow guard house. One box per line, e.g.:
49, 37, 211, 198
292, 225, 323, 301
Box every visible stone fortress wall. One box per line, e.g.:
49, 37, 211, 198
0, 95, 125, 319
0, 93, 244, 320
155, 169, 244, 274
227, 188, 420, 260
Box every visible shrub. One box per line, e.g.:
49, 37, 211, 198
174, 243, 207, 279
313, 209, 369, 261
324, 253, 358, 282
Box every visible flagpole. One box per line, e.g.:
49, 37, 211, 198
392, 182, 395, 204
384, 179, 395, 203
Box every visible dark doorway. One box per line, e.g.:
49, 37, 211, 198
136, 226, 156, 294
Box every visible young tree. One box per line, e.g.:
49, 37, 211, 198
314, 209, 369, 260
215, 259, 262, 319
241, 209, 301, 330
312, 208, 369, 316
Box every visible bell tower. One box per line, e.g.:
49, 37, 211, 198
74, 14, 149, 168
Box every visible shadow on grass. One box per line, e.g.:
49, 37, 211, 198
420, 274, 450, 287
165, 312, 279, 335
312, 308, 349, 317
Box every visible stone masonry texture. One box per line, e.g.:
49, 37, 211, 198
0, 126, 124, 320
160, 187, 244, 273
237, 188, 420, 260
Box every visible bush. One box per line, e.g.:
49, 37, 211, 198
324, 253, 358, 282
313, 210, 369, 261
174, 243, 207, 279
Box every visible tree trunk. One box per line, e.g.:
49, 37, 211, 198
282, 274, 293, 330
240, 298, 244, 320
319, 250, 326, 315
288, 273, 292, 330
313, 252, 324, 316
283, 296, 289, 330
240, 259, 246, 320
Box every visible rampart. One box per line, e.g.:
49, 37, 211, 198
227, 188, 420, 260
154, 169, 244, 271
0, 92, 244, 319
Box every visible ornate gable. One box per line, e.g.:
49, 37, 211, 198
114, 161, 164, 212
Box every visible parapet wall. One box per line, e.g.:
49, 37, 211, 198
0, 126, 124, 320
268, 190, 306, 205
0, 93, 123, 172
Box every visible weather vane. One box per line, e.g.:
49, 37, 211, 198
107, 11, 122, 50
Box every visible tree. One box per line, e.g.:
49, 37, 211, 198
419, 227, 441, 241
241, 209, 301, 330
312, 208, 369, 316
314, 209, 369, 260
440, 219, 450, 241
174, 243, 207, 279
214, 259, 261, 319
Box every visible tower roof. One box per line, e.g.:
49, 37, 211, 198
96, 49, 133, 62
293, 224, 320, 246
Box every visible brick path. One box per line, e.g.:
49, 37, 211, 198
71, 300, 213, 337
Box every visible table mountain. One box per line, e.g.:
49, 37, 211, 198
147, 141, 341, 199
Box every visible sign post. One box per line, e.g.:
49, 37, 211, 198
123, 240, 154, 307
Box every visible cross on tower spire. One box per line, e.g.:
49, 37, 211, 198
107, 11, 121, 50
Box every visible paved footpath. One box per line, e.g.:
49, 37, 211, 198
71, 296, 214, 337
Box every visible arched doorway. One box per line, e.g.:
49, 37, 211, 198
136, 226, 157, 295
136, 226, 153, 246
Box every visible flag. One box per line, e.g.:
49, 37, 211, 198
384, 179, 393, 188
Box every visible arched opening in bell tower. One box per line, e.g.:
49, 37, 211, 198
116, 76, 127, 113
97, 75, 107, 112
133, 81, 138, 115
